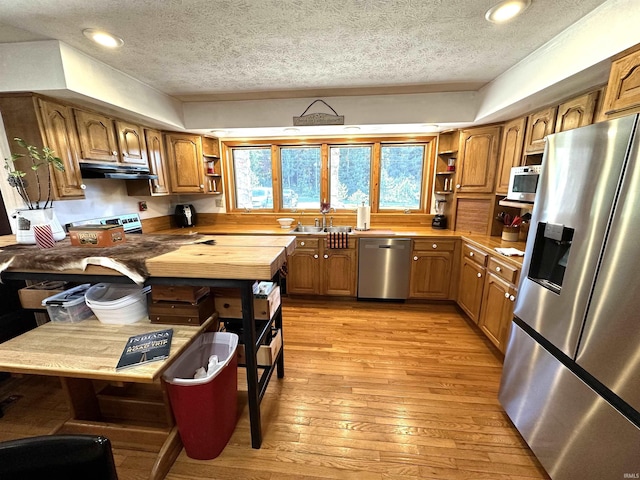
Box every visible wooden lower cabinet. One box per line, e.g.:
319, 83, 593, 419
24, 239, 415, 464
458, 247, 520, 354
323, 246, 357, 296
457, 256, 485, 323
287, 237, 357, 296
287, 238, 321, 295
409, 240, 457, 299
478, 273, 516, 353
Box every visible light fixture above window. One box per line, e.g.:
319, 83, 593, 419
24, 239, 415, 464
283, 127, 300, 134
343, 126, 361, 133
485, 0, 531, 23
82, 28, 124, 48
209, 130, 229, 137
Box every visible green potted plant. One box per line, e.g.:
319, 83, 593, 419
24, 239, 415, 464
4, 137, 64, 209
4, 137, 66, 244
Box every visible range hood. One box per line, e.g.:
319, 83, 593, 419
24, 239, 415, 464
79, 162, 158, 180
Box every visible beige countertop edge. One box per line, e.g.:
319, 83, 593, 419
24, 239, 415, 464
153, 226, 526, 268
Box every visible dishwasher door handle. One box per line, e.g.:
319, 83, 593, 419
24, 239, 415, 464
364, 244, 406, 249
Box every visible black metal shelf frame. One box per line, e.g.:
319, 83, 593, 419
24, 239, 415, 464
1, 270, 284, 450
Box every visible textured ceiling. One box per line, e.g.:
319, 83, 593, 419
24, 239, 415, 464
0, 0, 609, 101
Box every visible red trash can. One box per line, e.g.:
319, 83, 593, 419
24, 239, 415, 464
162, 332, 238, 460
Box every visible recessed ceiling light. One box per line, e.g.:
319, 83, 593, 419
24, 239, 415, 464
209, 130, 228, 137
82, 28, 124, 48
485, 0, 531, 23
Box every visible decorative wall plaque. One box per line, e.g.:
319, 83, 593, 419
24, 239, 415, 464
293, 99, 344, 126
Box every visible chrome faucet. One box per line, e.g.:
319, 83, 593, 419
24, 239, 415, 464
321, 207, 336, 229
314, 217, 320, 227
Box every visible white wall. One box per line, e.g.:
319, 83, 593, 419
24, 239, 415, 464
476, 0, 640, 123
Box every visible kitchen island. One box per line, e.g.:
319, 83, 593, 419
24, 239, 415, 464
0, 234, 295, 480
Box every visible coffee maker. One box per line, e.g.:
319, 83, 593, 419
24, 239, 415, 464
432, 199, 448, 229
175, 204, 197, 227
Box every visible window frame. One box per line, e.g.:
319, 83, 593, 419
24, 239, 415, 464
222, 136, 436, 214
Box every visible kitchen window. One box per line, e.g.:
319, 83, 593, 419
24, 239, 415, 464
280, 146, 321, 210
379, 145, 425, 210
224, 137, 434, 213
329, 146, 372, 209
231, 147, 273, 209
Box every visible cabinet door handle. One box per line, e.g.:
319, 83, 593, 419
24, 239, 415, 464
509, 295, 516, 302
122, 152, 128, 157
432, 244, 437, 249
300, 241, 305, 246
456, 184, 461, 189
496, 267, 502, 272
200, 184, 204, 189
477, 273, 482, 278
413, 256, 418, 261
112, 150, 118, 156
313, 254, 318, 259
505, 292, 510, 299
323, 254, 328, 259
469, 252, 474, 257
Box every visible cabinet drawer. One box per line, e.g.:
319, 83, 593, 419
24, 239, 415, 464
462, 243, 488, 266
488, 257, 519, 284
212, 286, 281, 321
296, 237, 319, 249
237, 328, 282, 366
413, 239, 456, 251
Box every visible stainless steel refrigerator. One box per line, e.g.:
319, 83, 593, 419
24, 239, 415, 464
499, 114, 640, 479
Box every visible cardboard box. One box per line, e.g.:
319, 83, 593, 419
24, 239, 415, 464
69, 225, 126, 247
237, 328, 282, 366
18, 281, 69, 310
212, 285, 280, 320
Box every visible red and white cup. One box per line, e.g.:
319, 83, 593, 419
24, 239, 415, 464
33, 224, 56, 249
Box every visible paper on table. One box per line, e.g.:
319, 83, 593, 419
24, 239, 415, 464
495, 247, 525, 256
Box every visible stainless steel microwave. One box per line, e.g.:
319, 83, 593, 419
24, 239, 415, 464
507, 165, 541, 202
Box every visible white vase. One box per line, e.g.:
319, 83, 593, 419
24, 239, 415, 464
14, 208, 66, 245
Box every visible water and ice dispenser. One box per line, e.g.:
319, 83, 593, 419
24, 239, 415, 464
528, 222, 574, 294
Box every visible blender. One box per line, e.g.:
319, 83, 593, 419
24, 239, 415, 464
432, 199, 448, 229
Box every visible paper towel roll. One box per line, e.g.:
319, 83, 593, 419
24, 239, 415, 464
356, 204, 371, 230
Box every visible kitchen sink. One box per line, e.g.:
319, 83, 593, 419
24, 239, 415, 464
324, 226, 352, 233
292, 225, 324, 233
291, 225, 352, 234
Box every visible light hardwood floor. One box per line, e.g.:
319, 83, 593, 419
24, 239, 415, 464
0, 298, 549, 479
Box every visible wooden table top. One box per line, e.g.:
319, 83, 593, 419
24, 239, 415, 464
0, 315, 217, 383
0, 234, 296, 281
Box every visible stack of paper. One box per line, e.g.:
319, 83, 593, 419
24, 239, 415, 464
495, 247, 525, 256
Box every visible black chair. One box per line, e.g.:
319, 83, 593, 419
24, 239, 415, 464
0, 434, 118, 480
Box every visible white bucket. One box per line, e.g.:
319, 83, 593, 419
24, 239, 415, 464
85, 283, 151, 324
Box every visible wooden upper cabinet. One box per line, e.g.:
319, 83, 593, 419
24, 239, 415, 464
523, 106, 556, 154
555, 91, 599, 133
74, 109, 119, 163
116, 121, 148, 166
126, 128, 171, 196
601, 47, 640, 120
495, 117, 527, 195
37, 99, 86, 199
165, 133, 205, 193
456, 126, 501, 193
145, 129, 170, 195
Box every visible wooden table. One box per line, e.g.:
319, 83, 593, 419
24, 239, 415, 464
0, 234, 295, 479
0, 316, 217, 480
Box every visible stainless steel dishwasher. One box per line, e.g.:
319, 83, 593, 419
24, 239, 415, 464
358, 238, 412, 299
